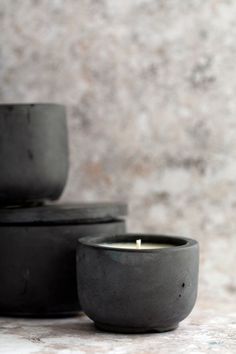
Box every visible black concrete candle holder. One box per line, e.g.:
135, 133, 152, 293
0, 103, 68, 206
77, 234, 199, 334
0, 203, 127, 316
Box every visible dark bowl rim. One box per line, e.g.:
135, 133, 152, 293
0, 202, 128, 224
77, 233, 198, 253
0, 103, 65, 108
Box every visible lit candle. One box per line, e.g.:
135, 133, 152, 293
101, 239, 174, 249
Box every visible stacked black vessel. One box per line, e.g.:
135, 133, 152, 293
0, 104, 127, 316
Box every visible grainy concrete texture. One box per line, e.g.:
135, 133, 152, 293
0, 298, 235, 354
0, 0, 235, 352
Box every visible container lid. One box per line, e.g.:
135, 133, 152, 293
0, 202, 128, 225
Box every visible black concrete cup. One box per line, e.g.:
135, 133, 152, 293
77, 234, 199, 333
0, 103, 68, 206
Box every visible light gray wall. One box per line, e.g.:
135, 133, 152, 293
0, 1, 235, 301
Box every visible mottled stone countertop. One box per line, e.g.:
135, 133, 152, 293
0, 295, 235, 354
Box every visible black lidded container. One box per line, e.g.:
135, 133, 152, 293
0, 203, 127, 317
0, 103, 68, 206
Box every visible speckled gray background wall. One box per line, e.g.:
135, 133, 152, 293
0, 1, 235, 305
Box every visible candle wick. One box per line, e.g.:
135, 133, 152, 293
136, 239, 141, 249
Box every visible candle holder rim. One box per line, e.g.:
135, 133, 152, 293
77, 233, 198, 252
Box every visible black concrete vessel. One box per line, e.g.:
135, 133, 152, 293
0, 203, 127, 316
0, 103, 68, 206
77, 234, 199, 333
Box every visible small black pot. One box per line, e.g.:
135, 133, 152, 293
0, 203, 127, 316
0, 103, 68, 206
77, 234, 199, 333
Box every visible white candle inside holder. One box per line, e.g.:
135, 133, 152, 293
101, 239, 175, 250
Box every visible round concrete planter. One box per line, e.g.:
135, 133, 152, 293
0, 103, 68, 206
77, 234, 199, 333
0, 203, 127, 317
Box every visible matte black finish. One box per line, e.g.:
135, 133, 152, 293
0, 203, 128, 225
0, 219, 126, 316
77, 234, 199, 333
0, 103, 68, 206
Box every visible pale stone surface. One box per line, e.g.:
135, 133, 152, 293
0, 0, 236, 352
0, 295, 235, 354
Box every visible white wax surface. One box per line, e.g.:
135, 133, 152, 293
100, 242, 175, 249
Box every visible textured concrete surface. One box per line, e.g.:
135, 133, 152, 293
0, 295, 235, 354
0, 0, 235, 352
